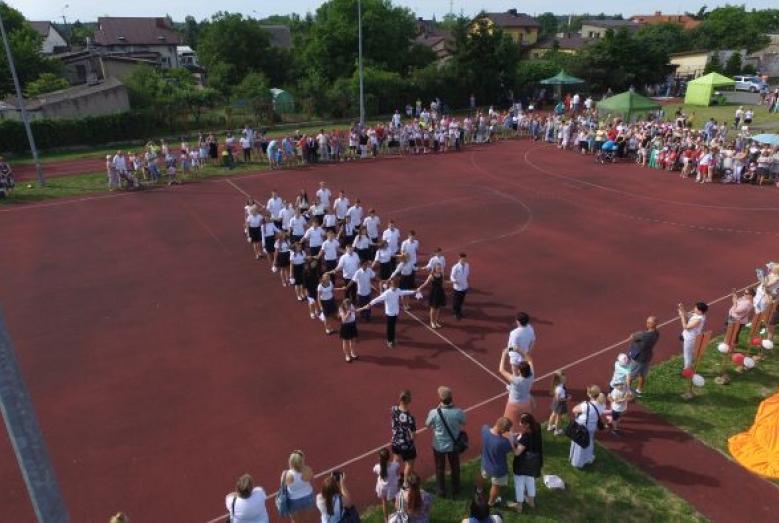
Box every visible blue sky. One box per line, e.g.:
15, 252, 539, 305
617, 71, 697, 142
7, 0, 777, 23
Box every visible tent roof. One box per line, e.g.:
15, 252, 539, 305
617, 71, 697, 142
597, 91, 660, 114
539, 70, 585, 85
688, 72, 735, 86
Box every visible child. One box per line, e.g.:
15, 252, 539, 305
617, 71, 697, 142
166, 159, 179, 186
547, 371, 569, 436
609, 353, 632, 389
606, 381, 632, 434
373, 448, 400, 523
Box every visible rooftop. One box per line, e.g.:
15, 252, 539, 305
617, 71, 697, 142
581, 19, 642, 30
630, 11, 701, 30
93, 17, 183, 46
479, 9, 540, 29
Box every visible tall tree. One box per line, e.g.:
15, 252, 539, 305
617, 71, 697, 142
0, 2, 58, 97
690, 6, 777, 53
536, 12, 558, 39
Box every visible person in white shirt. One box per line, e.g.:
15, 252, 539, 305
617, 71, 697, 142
289, 209, 307, 244
273, 232, 292, 286
389, 253, 416, 311
330, 244, 361, 301
318, 272, 338, 335
339, 217, 357, 249
382, 221, 401, 259
450, 253, 470, 320
303, 222, 326, 257
243, 196, 261, 241
400, 230, 420, 268
373, 240, 395, 281
678, 301, 708, 370
363, 209, 381, 244
290, 242, 309, 301
316, 181, 332, 209
245, 206, 264, 260
225, 474, 269, 523
357, 278, 417, 347
345, 259, 376, 321
280, 202, 295, 233
322, 208, 338, 235
507, 312, 535, 362
346, 199, 364, 229
424, 247, 446, 273
266, 190, 284, 228
261, 216, 279, 267
333, 190, 350, 224
352, 226, 373, 262
319, 231, 341, 273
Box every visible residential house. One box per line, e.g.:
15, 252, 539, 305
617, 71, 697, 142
414, 18, 455, 64
56, 49, 158, 85
0, 77, 129, 121
579, 19, 642, 39
670, 49, 746, 79
29, 21, 68, 54
92, 17, 183, 68
261, 25, 292, 49
470, 9, 540, 47
528, 34, 590, 59
746, 34, 779, 78
630, 11, 701, 30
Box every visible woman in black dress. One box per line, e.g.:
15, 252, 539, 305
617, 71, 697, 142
416, 263, 446, 329
338, 299, 359, 363
304, 259, 323, 320
207, 133, 219, 166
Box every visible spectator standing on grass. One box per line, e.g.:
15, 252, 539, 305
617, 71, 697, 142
390, 390, 417, 482
225, 474, 269, 523
425, 386, 466, 498
609, 353, 632, 389
480, 417, 513, 507
316, 475, 353, 523
626, 316, 659, 395
282, 450, 316, 522
498, 348, 535, 425
569, 385, 606, 469
511, 412, 543, 514
547, 370, 569, 436
678, 302, 708, 370
507, 312, 535, 360
450, 253, 470, 320
395, 472, 433, 523
373, 448, 401, 522
462, 489, 503, 522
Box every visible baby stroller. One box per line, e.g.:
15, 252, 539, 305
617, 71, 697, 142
595, 148, 616, 164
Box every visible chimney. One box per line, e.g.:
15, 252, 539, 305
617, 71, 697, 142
654, 11, 662, 16
508, 8, 518, 16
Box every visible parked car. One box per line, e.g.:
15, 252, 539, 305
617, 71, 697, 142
733, 75, 769, 93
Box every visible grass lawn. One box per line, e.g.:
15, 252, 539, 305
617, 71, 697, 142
663, 102, 779, 130
360, 431, 703, 522
639, 329, 779, 455
1, 161, 268, 204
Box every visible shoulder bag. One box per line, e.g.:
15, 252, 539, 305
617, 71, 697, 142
437, 407, 469, 454
388, 490, 409, 523
275, 471, 291, 518
564, 402, 591, 449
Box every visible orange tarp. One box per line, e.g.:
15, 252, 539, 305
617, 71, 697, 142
728, 391, 779, 479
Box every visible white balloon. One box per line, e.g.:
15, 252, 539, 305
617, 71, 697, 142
743, 357, 756, 369
762, 339, 774, 350
692, 374, 705, 387
717, 342, 730, 354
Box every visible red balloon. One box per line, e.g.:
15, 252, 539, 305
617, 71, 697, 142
681, 367, 695, 378
751, 336, 762, 347
732, 353, 745, 366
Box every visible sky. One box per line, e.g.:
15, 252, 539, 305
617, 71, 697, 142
6, 0, 777, 23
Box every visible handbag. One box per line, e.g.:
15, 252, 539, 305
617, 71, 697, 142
564, 403, 591, 449
437, 408, 468, 454
275, 471, 291, 518
388, 491, 409, 523
339, 504, 361, 523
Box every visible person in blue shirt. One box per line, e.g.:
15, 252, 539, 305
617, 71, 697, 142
480, 417, 513, 507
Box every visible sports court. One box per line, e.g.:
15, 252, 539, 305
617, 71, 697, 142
1, 139, 777, 520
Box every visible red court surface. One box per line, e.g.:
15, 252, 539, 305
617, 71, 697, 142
2, 140, 779, 521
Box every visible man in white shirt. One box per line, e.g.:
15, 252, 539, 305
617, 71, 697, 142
400, 230, 420, 267
348, 260, 376, 321
316, 181, 332, 209
266, 190, 284, 228
289, 209, 307, 244
279, 203, 295, 233
333, 190, 350, 224
450, 253, 470, 320
331, 244, 360, 300
358, 278, 416, 347
507, 312, 535, 362
363, 209, 381, 242
318, 231, 341, 272
346, 199, 364, 228
303, 223, 326, 257
382, 221, 401, 256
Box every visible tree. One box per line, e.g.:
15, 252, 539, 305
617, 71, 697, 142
233, 72, 273, 123
724, 52, 743, 77
536, 12, 558, 39
690, 6, 777, 53
704, 51, 722, 74
182, 16, 202, 48
24, 72, 68, 97
196, 12, 272, 90
0, 2, 58, 97
636, 23, 692, 56
68, 20, 94, 47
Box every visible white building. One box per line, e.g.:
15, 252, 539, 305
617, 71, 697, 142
29, 21, 68, 55
92, 17, 183, 69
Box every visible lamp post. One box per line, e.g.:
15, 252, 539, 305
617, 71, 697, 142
0, 8, 45, 186
357, 0, 365, 127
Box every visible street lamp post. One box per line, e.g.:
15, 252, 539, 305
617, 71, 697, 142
357, 0, 365, 127
0, 7, 45, 186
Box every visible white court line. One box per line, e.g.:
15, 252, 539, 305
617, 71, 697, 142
225, 178, 250, 197
204, 282, 755, 523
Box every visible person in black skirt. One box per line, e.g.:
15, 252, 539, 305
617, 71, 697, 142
304, 259, 323, 320
261, 213, 279, 268
373, 240, 394, 282
389, 252, 416, 312
273, 232, 291, 287
290, 242, 308, 301
352, 226, 372, 262
245, 206, 264, 260
416, 263, 446, 329
317, 272, 338, 335
338, 299, 359, 363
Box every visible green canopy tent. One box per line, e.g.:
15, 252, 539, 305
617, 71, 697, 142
684, 73, 735, 107
596, 91, 661, 121
539, 70, 585, 100
270, 88, 295, 114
